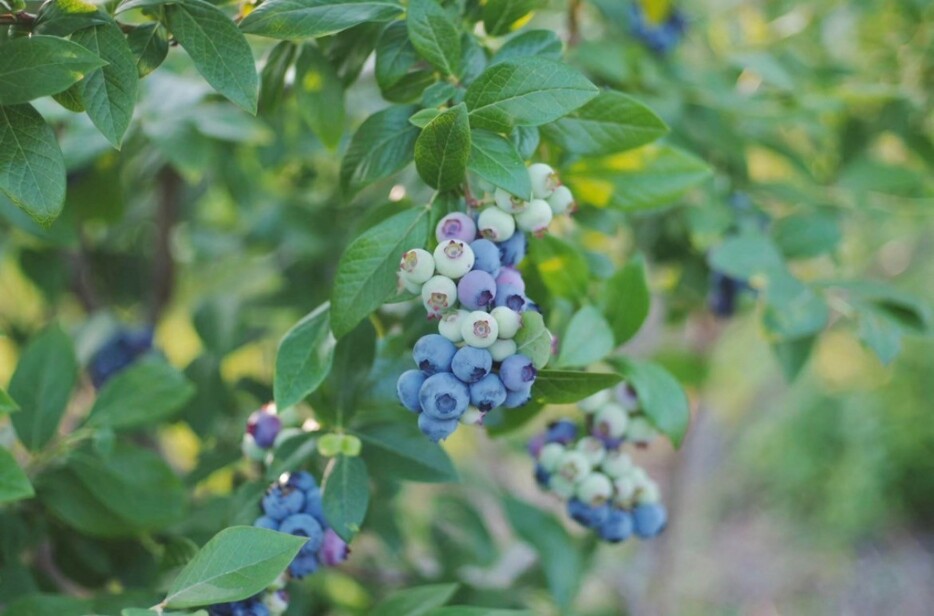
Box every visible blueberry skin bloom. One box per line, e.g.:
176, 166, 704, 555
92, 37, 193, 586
567, 499, 611, 529
497, 231, 527, 267
495, 267, 525, 293
419, 372, 470, 420
451, 346, 493, 384
457, 269, 497, 310
633, 503, 668, 538
545, 420, 577, 445
418, 412, 459, 442
468, 373, 508, 412
599, 508, 635, 543
262, 486, 305, 521
499, 354, 537, 391
397, 369, 427, 412
470, 239, 502, 276
494, 284, 528, 312
279, 513, 325, 552
412, 334, 458, 374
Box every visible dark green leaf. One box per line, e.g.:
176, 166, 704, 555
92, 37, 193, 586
116, 0, 175, 13
531, 370, 623, 405
468, 130, 532, 199
240, 0, 402, 40
165, 0, 259, 113
465, 58, 598, 132
556, 306, 614, 367
36, 467, 138, 537
426, 609, 533, 616
482, 0, 542, 37
0, 447, 34, 505
86, 357, 195, 430
772, 210, 842, 259
354, 422, 458, 483
259, 41, 297, 114
127, 23, 169, 78
406, 0, 461, 76
340, 104, 420, 193
295, 44, 345, 150
415, 103, 470, 190
375, 21, 420, 90
531, 234, 589, 299
164, 527, 306, 609
34, 0, 110, 37
322, 455, 369, 541
370, 583, 459, 616
9, 325, 77, 451
603, 254, 650, 344
514, 310, 552, 370
331, 207, 430, 337
618, 359, 690, 447
422, 81, 457, 107
493, 30, 562, 64
484, 400, 543, 436
317, 318, 377, 426
274, 303, 337, 408
0, 35, 106, 105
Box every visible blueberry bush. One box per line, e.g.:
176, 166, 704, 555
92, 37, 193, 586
1, 0, 931, 614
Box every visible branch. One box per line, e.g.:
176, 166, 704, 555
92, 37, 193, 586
149, 167, 182, 324
567, 0, 583, 48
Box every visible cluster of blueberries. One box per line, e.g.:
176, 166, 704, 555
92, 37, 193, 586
528, 384, 667, 542
88, 326, 154, 388
207, 589, 288, 616
629, 0, 687, 54
395, 165, 572, 441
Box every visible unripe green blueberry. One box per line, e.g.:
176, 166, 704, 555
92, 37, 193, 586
460, 406, 484, 425
613, 475, 637, 507
267, 573, 288, 591
340, 434, 362, 457
433, 239, 475, 279
594, 403, 629, 439
576, 472, 613, 506
491, 306, 522, 339
549, 474, 576, 499
399, 248, 435, 284
421, 275, 458, 317
615, 382, 640, 412
576, 436, 607, 466
601, 450, 634, 479
461, 310, 499, 348
557, 450, 592, 483
489, 338, 517, 362
478, 206, 516, 242
539, 442, 566, 471
515, 198, 553, 234
528, 163, 558, 199
317, 433, 343, 457
400, 275, 423, 294
494, 187, 529, 214
546, 185, 575, 215
438, 309, 470, 342
578, 389, 611, 413
637, 477, 661, 505
241, 434, 268, 462
264, 591, 289, 615
626, 415, 659, 444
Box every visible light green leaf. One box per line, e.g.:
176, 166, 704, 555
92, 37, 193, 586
415, 103, 470, 190
771, 336, 815, 382
240, 0, 402, 40
274, 303, 337, 408
409, 108, 442, 128
482, 0, 542, 36
295, 43, 345, 150
0, 35, 106, 105
354, 422, 458, 483
772, 210, 842, 259
322, 455, 369, 542
370, 584, 459, 616
340, 104, 420, 193
116, 0, 175, 13
618, 359, 690, 447
0, 387, 19, 415
531, 370, 623, 405
164, 526, 306, 609
856, 306, 901, 365
126, 22, 169, 78
468, 130, 532, 199
492, 30, 562, 64
603, 254, 650, 344
330, 207, 430, 337
406, 0, 461, 76
165, 0, 258, 113
556, 306, 614, 367
762, 272, 829, 341
531, 234, 589, 299
86, 357, 195, 430
514, 310, 552, 370
708, 233, 784, 281
0, 447, 34, 504
465, 58, 598, 132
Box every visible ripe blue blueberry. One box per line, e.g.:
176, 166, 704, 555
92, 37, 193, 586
262, 486, 305, 521
567, 499, 611, 529
545, 420, 577, 445
503, 382, 532, 408
288, 552, 319, 579
413, 334, 458, 374
495, 266, 525, 292
534, 464, 551, 487
468, 373, 507, 412
279, 513, 325, 552
286, 471, 317, 493
418, 412, 459, 442
499, 354, 536, 391
419, 372, 470, 420
457, 269, 497, 310
633, 503, 668, 538
496, 232, 527, 267
246, 405, 282, 449
469, 239, 502, 276
451, 346, 493, 384
599, 508, 634, 543
302, 488, 326, 526
436, 212, 477, 243
253, 516, 279, 531
89, 327, 154, 388
396, 369, 427, 412
494, 284, 528, 312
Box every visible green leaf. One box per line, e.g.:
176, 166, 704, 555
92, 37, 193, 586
164, 526, 306, 609
274, 303, 337, 408
772, 210, 842, 259
354, 422, 458, 483
126, 23, 169, 78
503, 497, 582, 611
0, 447, 34, 504
34, 0, 110, 37
415, 103, 470, 190
541, 91, 668, 157
0, 35, 106, 105
492, 30, 562, 64
165, 0, 259, 114
0, 104, 67, 226
9, 325, 78, 451
0, 387, 19, 415
829, 281, 931, 334
116, 0, 175, 13
71, 22, 140, 148
465, 58, 598, 132
340, 104, 420, 193
856, 306, 901, 365
512, 125, 539, 159
370, 583, 459, 616
86, 357, 195, 430
322, 455, 369, 542
36, 468, 138, 537
708, 233, 784, 280
375, 21, 422, 90
314, 318, 376, 426
602, 254, 650, 344
482, 0, 542, 37
618, 359, 690, 447
426, 609, 533, 616
406, 0, 461, 76
409, 108, 442, 128
761, 272, 829, 341
531, 370, 623, 405
531, 234, 589, 299
259, 41, 297, 114
468, 130, 532, 199
421, 81, 456, 107
240, 0, 402, 40
556, 306, 614, 368
771, 336, 815, 382
514, 310, 552, 370
295, 43, 345, 150
331, 207, 430, 337
484, 400, 543, 436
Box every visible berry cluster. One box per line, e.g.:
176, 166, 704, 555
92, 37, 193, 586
629, 0, 687, 54
527, 384, 666, 542
208, 589, 288, 616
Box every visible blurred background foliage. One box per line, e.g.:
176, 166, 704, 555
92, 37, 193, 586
1, 0, 932, 613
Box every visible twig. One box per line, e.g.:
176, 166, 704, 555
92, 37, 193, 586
149, 167, 182, 324
567, 0, 583, 48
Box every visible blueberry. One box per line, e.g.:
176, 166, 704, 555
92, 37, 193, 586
417, 412, 459, 442
493, 187, 529, 214
318, 528, 350, 566
438, 309, 469, 343
599, 508, 634, 543
527, 433, 547, 458
528, 163, 558, 199
288, 552, 319, 579
478, 206, 516, 242
534, 464, 551, 487
503, 382, 532, 408
399, 248, 435, 285
436, 212, 477, 243
254, 516, 279, 530
490, 306, 521, 339
418, 372, 470, 420
546, 185, 576, 215
262, 486, 304, 521
538, 442, 566, 471
302, 488, 326, 526
499, 354, 536, 391
496, 232, 527, 267
286, 471, 317, 493
495, 266, 525, 293
89, 327, 155, 388
246, 406, 282, 449
396, 369, 427, 412
468, 373, 507, 412
633, 503, 668, 538
451, 346, 493, 384
457, 269, 497, 310
489, 338, 517, 362
469, 239, 502, 276
433, 239, 475, 279
460, 311, 499, 348
413, 334, 458, 374
494, 284, 528, 312
708, 270, 741, 318
545, 420, 577, 444
515, 199, 553, 234
279, 513, 325, 552
567, 499, 611, 529
421, 275, 458, 318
